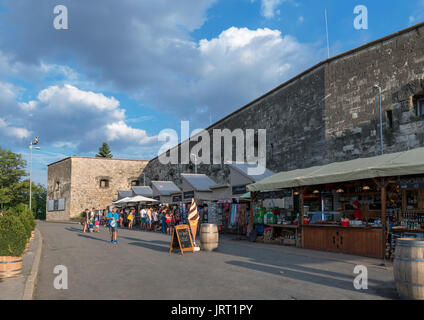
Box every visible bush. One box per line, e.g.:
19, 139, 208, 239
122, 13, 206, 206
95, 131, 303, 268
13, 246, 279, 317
4, 205, 36, 239
0, 215, 27, 257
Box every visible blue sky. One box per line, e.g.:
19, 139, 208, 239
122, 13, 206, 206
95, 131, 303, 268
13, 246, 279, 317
0, 0, 423, 185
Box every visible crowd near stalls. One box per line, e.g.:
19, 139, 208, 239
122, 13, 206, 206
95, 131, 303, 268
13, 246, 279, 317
247, 147, 424, 259
105, 150, 424, 260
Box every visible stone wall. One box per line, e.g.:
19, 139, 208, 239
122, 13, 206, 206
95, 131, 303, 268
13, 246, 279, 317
47, 157, 148, 220
46, 158, 72, 221
141, 23, 424, 188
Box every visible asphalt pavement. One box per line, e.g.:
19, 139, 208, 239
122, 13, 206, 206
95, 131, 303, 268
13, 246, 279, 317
34, 221, 398, 300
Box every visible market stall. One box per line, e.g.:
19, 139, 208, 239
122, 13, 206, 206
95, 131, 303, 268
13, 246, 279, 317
151, 181, 181, 205
247, 147, 424, 259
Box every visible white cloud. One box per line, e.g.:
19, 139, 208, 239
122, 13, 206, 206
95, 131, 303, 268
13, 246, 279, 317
0, 118, 30, 139
143, 27, 321, 123
261, 0, 286, 18
0, 84, 158, 153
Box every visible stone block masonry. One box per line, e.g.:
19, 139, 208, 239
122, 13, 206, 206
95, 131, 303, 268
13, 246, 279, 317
47, 157, 148, 221
141, 23, 424, 187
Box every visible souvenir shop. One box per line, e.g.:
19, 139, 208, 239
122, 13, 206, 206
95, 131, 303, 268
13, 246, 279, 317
247, 148, 424, 259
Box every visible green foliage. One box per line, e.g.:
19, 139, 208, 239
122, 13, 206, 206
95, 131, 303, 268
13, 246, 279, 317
4, 204, 36, 239
96, 142, 113, 158
0, 215, 27, 257
0, 146, 27, 207
0, 146, 47, 218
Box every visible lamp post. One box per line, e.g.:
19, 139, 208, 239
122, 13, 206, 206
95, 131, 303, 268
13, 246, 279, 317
373, 85, 384, 155
29, 137, 40, 212
190, 153, 198, 174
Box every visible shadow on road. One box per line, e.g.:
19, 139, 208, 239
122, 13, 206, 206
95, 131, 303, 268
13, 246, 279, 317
78, 234, 110, 243
128, 241, 169, 253
120, 236, 169, 246
225, 260, 397, 299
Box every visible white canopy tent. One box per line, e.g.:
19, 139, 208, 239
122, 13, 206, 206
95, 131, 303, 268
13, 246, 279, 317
113, 195, 158, 204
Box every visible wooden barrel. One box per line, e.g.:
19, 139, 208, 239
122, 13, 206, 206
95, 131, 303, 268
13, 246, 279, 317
0, 256, 23, 279
200, 223, 219, 252
393, 238, 424, 299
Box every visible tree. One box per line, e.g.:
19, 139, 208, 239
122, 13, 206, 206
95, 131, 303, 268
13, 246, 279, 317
0, 146, 27, 209
96, 142, 113, 158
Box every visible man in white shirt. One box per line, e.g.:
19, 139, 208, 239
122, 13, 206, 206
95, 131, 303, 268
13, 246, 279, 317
146, 208, 152, 230
140, 208, 147, 230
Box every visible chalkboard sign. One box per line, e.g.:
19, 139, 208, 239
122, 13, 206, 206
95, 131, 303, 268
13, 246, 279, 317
184, 191, 195, 199
169, 225, 194, 255
400, 176, 424, 189
172, 194, 182, 202
232, 185, 247, 195
256, 189, 292, 200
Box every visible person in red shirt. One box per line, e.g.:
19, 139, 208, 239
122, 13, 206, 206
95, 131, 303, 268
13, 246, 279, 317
352, 201, 362, 220
165, 209, 172, 235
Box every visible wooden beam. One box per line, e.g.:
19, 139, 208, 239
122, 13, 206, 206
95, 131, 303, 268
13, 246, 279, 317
300, 188, 305, 248
381, 179, 387, 259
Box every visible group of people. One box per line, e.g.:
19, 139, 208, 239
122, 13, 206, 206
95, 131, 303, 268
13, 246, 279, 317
81, 208, 104, 233
80, 205, 184, 244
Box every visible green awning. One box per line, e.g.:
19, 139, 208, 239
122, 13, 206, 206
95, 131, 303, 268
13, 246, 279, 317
247, 147, 424, 192
240, 192, 251, 199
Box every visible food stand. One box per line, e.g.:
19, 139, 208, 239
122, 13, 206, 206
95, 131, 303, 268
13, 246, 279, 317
247, 148, 424, 259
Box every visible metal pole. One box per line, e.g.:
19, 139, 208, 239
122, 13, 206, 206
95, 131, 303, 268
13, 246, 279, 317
374, 85, 384, 155
29, 143, 32, 211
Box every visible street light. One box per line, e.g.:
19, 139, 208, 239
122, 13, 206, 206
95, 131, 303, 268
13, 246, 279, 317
190, 153, 198, 174
373, 85, 384, 155
29, 137, 40, 212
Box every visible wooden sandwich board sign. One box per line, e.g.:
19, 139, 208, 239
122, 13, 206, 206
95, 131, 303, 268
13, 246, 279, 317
169, 224, 195, 255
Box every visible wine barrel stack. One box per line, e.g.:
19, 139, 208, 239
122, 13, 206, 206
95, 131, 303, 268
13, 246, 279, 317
200, 223, 219, 252
393, 238, 424, 300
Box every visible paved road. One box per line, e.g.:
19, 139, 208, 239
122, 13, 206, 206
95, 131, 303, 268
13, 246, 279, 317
35, 221, 398, 300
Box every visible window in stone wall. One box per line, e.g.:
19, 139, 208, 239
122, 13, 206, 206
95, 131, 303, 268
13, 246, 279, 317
100, 179, 109, 188
418, 98, 424, 116
386, 110, 393, 129
55, 181, 60, 192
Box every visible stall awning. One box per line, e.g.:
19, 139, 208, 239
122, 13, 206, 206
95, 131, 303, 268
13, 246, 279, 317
247, 147, 424, 192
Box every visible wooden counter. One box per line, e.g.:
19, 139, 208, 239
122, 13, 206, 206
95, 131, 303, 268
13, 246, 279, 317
302, 225, 383, 258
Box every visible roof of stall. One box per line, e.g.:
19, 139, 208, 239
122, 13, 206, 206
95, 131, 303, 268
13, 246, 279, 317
117, 190, 133, 200
131, 186, 153, 197
247, 147, 424, 191
181, 173, 217, 191
228, 162, 275, 182
151, 181, 181, 195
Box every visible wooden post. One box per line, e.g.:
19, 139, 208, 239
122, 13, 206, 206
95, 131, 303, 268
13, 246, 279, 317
249, 192, 255, 233
300, 188, 305, 248
381, 180, 387, 259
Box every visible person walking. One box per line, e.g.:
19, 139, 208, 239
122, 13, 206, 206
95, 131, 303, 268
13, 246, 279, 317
165, 209, 172, 235
146, 207, 152, 231
140, 207, 147, 230
106, 207, 119, 244
82, 208, 90, 233
119, 209, 124, 228
152, 209, 158, 232
128, 209, 134, 230
161, 209, 167, 234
